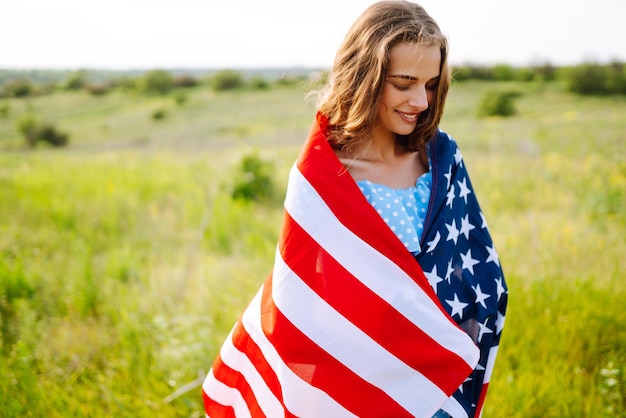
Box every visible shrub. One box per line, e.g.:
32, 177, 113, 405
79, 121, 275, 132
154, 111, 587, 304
565, 63, 607, 95
533, 62, 557, 81
563, 61, 626, 95
16, 115, 38, 147
212, 70, 244, 91
477, 90, 520, 117
513, 67, 537, 82
230, 151, 276, 202
138, 70, 174, 95
492, 64, 515, 81
173, 93, 187, 106
37, 124, 69, 146
16, 116, 69, 147
249, 76, 270, 90
605, 62, 626, 94
85, 83, 112, 96
151, 109, 167, 121
64, 70, 87, 90
3, 79, 33, 98
173, 75, 198, 88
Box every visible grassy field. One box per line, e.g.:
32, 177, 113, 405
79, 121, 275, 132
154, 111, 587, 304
0, 79, 624, 417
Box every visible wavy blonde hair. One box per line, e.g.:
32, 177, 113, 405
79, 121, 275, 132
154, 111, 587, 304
316, 0, 450, 152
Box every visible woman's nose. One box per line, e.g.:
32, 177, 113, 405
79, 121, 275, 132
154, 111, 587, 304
408, 86, 429, 111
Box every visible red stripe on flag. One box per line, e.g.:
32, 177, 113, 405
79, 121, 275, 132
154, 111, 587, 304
203, 392, 236, 418
476, 382, 489, 417
204, 352, 265, 417
229, 319, 300, 418
279, 212, 474, 395
260, 275, 412, 417
229, 320, 283, 408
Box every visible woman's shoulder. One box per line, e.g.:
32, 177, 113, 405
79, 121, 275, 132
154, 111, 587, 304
431, 128, 461, 157
433, 128, 457, 146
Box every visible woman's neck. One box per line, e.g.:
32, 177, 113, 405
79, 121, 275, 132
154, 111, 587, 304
335, 139, 426, 189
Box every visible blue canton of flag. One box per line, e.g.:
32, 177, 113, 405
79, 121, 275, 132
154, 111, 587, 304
417, 130, 508, 418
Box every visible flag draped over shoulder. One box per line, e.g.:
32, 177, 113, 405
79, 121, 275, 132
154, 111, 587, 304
415, 124, 508, 418
202, 113, 485, 418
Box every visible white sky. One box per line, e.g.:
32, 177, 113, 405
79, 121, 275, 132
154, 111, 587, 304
2, 0, 625, 70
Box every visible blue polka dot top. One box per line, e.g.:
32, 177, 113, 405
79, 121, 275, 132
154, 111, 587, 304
357, 171, 432, 254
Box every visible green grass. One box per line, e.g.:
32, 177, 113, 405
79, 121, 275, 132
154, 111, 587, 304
0, 81, 625, 417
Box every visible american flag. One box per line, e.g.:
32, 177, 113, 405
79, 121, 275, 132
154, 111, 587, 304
202, 113, 506, 417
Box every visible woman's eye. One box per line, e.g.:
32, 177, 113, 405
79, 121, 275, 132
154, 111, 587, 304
393, 83, 412, 91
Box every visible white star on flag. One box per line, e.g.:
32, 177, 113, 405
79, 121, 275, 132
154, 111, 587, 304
446, 184, 455, 208
477, 318, 493, 343
486, 244, 500, 266
495, 277, 506, 301
424, 265, 444, 292
445, 259, 454, 284
454, 148, 463, 166
425, 231, 441, 253
460, 249, 480, 275
444, 165, 452, 187
457, 177, 472, 204
472, 283, 491, 309
459, 376, 473, 394
460, 214, 476, 240
446, 293, 469, 319
445, 219, 460, 244
495, 311, 506, 334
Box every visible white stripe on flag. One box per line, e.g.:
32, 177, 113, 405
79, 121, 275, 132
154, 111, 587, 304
483, 345, 499, 383
273, 252, 447, 415
285, 164, 478, 367
216, 324, 285, 417
241, 287, 358, 418
202, 368, 251, 418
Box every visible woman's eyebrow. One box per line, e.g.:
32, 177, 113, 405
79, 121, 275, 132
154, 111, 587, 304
387, 75, 417, 81
387, 74, 440, 82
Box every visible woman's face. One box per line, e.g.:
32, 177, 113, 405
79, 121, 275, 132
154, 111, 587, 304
376, 42, 441, 139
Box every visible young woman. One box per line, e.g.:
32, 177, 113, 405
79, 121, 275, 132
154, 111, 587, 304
202, 2, 507, 417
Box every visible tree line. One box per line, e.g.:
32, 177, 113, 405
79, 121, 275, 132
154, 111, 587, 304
0, 68, 312, 99
1, 61, 625, 99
